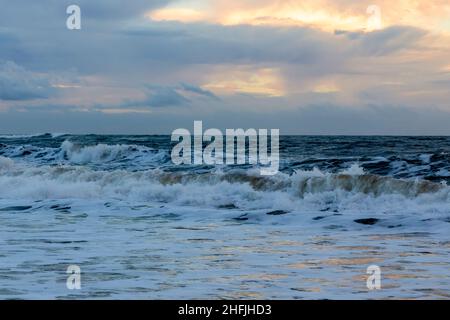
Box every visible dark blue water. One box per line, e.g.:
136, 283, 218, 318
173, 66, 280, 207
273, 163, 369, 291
1, 134, 450, 181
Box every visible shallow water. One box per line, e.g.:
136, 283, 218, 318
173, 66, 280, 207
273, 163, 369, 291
0, 135, 449, 299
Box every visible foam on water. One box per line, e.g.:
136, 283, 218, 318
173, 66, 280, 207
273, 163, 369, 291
60, 140, 166, 165
0, 140, 168, 169
0, 157, 448, 221
0, 136, 449, 299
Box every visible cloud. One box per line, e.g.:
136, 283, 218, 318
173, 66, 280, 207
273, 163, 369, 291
3, 103, 450, 135
0, 61, 56, 101
0, 1, 449, 134
113, 83, 217, 109
143, 85, 190, 107
202, 66, 285, 97
0, 1, 173, 27
355, 26, 426, 56
148, 0, 450, 34
179, 83, 219, 100
2, 11, 427, 76
79, 0, 171, 20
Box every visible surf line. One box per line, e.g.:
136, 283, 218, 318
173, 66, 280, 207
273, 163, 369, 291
171, 121, 279, 175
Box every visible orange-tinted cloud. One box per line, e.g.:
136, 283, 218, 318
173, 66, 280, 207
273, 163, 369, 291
149, 0, 450, 34
202, 66, 285, 97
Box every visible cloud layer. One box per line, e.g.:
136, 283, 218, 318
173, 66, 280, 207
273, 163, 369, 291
0, 0, 449, 134
0, 61, 56, 101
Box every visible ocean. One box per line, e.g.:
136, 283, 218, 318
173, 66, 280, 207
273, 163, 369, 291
0, 134, 449, 299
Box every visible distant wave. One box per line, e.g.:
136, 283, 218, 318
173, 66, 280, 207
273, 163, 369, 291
0, 140, 169, 168
1, 139, 450, 181
0, 133, 71, 139
60, 140, 167, 165
0, 133, 50, 139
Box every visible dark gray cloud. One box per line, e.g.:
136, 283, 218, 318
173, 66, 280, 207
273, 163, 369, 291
77, 0, 170, 20
179, 83, 219, 100
0, 61, 56, 100
0, 0, 172, 27
141, 85, 190, 108
356, 26, 426, 56
107, 83, 218, 109
0, 5, 426, 76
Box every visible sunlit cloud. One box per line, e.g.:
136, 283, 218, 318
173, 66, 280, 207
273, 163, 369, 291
203, 66, 285, 97
312, 83, 340, 94
148, 0, 450, 34
52, 84, 82, 89
148, 8, 206, 23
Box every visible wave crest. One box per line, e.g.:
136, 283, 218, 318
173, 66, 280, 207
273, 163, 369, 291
155, 167, 444, 198
0, 157, 448, 216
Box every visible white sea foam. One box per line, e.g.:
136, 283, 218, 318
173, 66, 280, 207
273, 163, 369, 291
341, 163, 365, 175
0, 140, 168, 168
0, 158, 448, 218
60, 140, 149, 164
50, 132, 67, 138
0, 156, 14, 170
1, 137, 449, 299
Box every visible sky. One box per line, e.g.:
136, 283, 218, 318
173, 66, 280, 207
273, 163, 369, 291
0, 0, 450, 134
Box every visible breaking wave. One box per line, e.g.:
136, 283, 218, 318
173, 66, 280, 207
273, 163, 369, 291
60, 140, 166, 165
0, 140, 169, 168
0, 133, 51, 139
0, 157, 448, 214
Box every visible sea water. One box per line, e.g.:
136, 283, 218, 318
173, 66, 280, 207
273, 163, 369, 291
0, 134, 449, 299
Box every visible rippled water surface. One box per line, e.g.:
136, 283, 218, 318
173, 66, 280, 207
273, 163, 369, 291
0, 135, 449, 299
